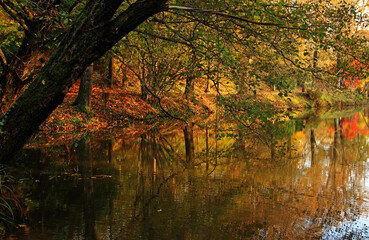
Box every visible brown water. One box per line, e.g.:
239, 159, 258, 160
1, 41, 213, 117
6, 108, 369, 239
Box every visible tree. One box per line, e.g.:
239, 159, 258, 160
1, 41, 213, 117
72, 63, 93, 112
0, 0, 169, 163
0, 0, 363, 164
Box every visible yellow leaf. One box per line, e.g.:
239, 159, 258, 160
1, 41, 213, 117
42, 80, 45, 85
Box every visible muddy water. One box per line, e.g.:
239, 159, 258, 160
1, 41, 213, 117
7, 108, 369, 239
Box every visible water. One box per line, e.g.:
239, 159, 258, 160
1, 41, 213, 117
5, 108, 369, 239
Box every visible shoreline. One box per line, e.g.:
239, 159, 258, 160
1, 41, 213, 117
28, 81, 369, 147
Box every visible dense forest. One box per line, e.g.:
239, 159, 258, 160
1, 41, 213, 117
0, 0, 368, 161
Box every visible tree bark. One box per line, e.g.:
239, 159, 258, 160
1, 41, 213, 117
184, 53, 196, 100
336, 51, 343, 89
362, 81, 369, 96
107, 56, 114, 88
184, 75, 195, 100
0, 0, 169, 163
312, 48, 318, 87
73, 64, 94, 112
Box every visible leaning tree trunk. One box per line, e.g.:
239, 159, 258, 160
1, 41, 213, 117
0, 0, 169, 163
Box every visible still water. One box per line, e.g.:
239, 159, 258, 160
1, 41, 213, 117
6, 108, 369, 239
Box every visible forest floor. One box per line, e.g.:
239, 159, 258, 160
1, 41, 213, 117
32, 81, 213, 146
28, 80, 368, 147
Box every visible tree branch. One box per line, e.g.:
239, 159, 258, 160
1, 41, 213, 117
133, 29, 192, 47
168, 5, 307, 30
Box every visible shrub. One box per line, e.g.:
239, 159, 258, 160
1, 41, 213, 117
0, 166, 24, 232
307, 88, 323, 101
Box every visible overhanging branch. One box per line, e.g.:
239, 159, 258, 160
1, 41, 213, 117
168, 5, 306, 30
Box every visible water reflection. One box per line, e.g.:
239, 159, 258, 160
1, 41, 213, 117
7, 108, 369, 239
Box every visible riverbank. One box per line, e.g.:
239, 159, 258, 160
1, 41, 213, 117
252, 83, 367, 110
31, 80, 368, 147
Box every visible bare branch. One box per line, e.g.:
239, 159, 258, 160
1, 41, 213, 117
133, 29, 192, 47
168, 5, 306, 30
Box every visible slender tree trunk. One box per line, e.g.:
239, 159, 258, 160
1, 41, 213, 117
0, 0, 169, 163
73, 64, 93, 112
107, 56, 114, 88
184, 75, 195, 100
141, 83, 148, 101
336, 51, 343, 89
302, 82, 305, 93
184, 52, 196, 100
312, 48, 318, 87
362, 81, 369, 96
140, 64, 148, 101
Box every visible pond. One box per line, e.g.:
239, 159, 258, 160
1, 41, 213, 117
5, 107, 369, 239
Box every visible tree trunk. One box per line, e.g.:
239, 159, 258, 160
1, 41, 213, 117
302, 82, 305, 93
107, 56, 114, 88
312, 48, 318, 87
184, 52, 196, 100
184, 75, 195, 100
141, 83, 149, 101
362, 81, 369, 96
0, 0, 169, 163
336, 51, 343, 89
73, 64, 93, 112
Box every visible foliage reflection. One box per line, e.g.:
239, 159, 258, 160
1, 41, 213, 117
8, 108, 369, 239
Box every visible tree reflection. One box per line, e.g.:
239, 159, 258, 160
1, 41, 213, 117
78, 137, 97, 240
311, 127, 316, 166
12, 108, 369, 239
183, 123, 195, 163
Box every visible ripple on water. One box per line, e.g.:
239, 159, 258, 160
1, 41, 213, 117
321, 218, 369, 240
